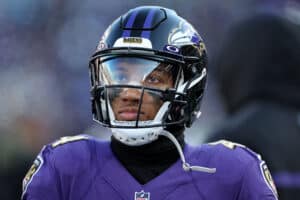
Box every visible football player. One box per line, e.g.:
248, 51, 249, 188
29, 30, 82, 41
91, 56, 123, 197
22, 6, 278, 200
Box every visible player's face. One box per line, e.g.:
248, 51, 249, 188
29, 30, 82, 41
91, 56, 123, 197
99, 57, 176, 121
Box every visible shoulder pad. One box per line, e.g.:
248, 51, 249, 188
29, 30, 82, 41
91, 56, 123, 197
208, 139, 262, 160
208, 139, 245, 149
51, 135, 90, 148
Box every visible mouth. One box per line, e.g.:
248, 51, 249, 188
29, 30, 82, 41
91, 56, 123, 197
117, 108, 144, 121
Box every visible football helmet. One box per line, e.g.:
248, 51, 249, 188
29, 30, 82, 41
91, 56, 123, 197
89, 6, 207, 145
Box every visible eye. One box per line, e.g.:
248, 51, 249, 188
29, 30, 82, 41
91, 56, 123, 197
145, 75, 161, 84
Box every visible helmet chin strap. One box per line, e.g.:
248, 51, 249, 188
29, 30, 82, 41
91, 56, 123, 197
159, 130, 216, 173
111, 125, 162, 146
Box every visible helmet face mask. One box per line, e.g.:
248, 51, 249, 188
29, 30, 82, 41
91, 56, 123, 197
90, 56, 186, 127
89, 6, 207, 145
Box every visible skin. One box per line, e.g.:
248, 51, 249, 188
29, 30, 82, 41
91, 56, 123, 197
111, 63, 174, 121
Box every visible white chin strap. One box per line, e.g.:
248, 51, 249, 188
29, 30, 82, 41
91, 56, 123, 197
111, 123, 162, 146
159, 130, 216, 173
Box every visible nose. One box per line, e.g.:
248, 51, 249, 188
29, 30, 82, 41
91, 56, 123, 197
119, 88, 142, 103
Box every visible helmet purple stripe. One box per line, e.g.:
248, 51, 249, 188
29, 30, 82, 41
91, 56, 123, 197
122, 9, 139, 37
141, 9, 156, 38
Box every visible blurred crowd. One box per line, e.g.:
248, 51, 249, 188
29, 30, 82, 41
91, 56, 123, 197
0, 0, 299, 199
205, 3, 300, 198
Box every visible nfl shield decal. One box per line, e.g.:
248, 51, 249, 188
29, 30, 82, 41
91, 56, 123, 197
135, 190, 150, 200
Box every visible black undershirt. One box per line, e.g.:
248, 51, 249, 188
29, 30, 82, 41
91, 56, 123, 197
110, 127, 185, 184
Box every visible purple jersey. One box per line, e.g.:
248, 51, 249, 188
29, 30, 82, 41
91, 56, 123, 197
22, 135, 278, 200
